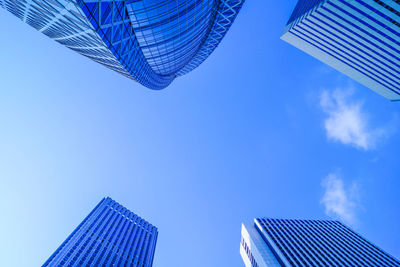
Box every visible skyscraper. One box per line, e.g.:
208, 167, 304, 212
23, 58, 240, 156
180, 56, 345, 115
240, 218, 400, 267
282, 0, 400, 100
0, 0, 244, 89
43, 197, 158, 266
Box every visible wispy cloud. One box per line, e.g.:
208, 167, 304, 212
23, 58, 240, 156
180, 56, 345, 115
321, 173, 360, 226
320, 89, 385, 150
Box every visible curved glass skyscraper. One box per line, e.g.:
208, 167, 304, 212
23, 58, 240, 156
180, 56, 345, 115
0, 0, 244, 89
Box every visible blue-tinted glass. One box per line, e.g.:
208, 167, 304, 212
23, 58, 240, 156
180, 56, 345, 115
255, 218, 400, 267
0, 0, 244, 89
282, 0, 400, 100
43, 197, 158, 266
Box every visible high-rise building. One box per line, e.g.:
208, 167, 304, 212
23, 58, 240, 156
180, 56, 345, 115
282, 0, 400, 101
43, 197, 158, 266
240, 218, 400, 267
0, 0, 244, 89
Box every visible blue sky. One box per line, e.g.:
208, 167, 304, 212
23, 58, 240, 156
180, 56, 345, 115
0, 1, 400, 266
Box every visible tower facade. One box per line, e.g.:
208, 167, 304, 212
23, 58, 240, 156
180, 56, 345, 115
240, 218, 400, 267
0, 0, 244, 89
43, 197, 158, 266
282, 0, 400, 100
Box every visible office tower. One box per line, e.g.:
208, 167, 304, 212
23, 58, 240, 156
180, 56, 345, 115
282, 0, 400, 100
0, 0, 244, 89
240, 218, 400, 267
43, 197, 158, 266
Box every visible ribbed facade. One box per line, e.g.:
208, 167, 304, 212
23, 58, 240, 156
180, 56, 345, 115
240, 218, 400, 267
43, 197, 158, 267
0, 0, 244, 89
282, 0, 400, 100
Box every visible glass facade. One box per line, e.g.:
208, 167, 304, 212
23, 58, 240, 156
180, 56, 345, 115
43, 197, 158, 266
240, 218, 400, 267
0, 0, 244, 89
240, 222, 281, 267
126, 0, 216, 76
282, 0, 400, 100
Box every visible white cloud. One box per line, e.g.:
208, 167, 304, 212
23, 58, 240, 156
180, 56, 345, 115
321, 173, 359, 226
320, 89, 384, 150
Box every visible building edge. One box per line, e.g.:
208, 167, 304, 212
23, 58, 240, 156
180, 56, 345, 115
280, 1, 400, 101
